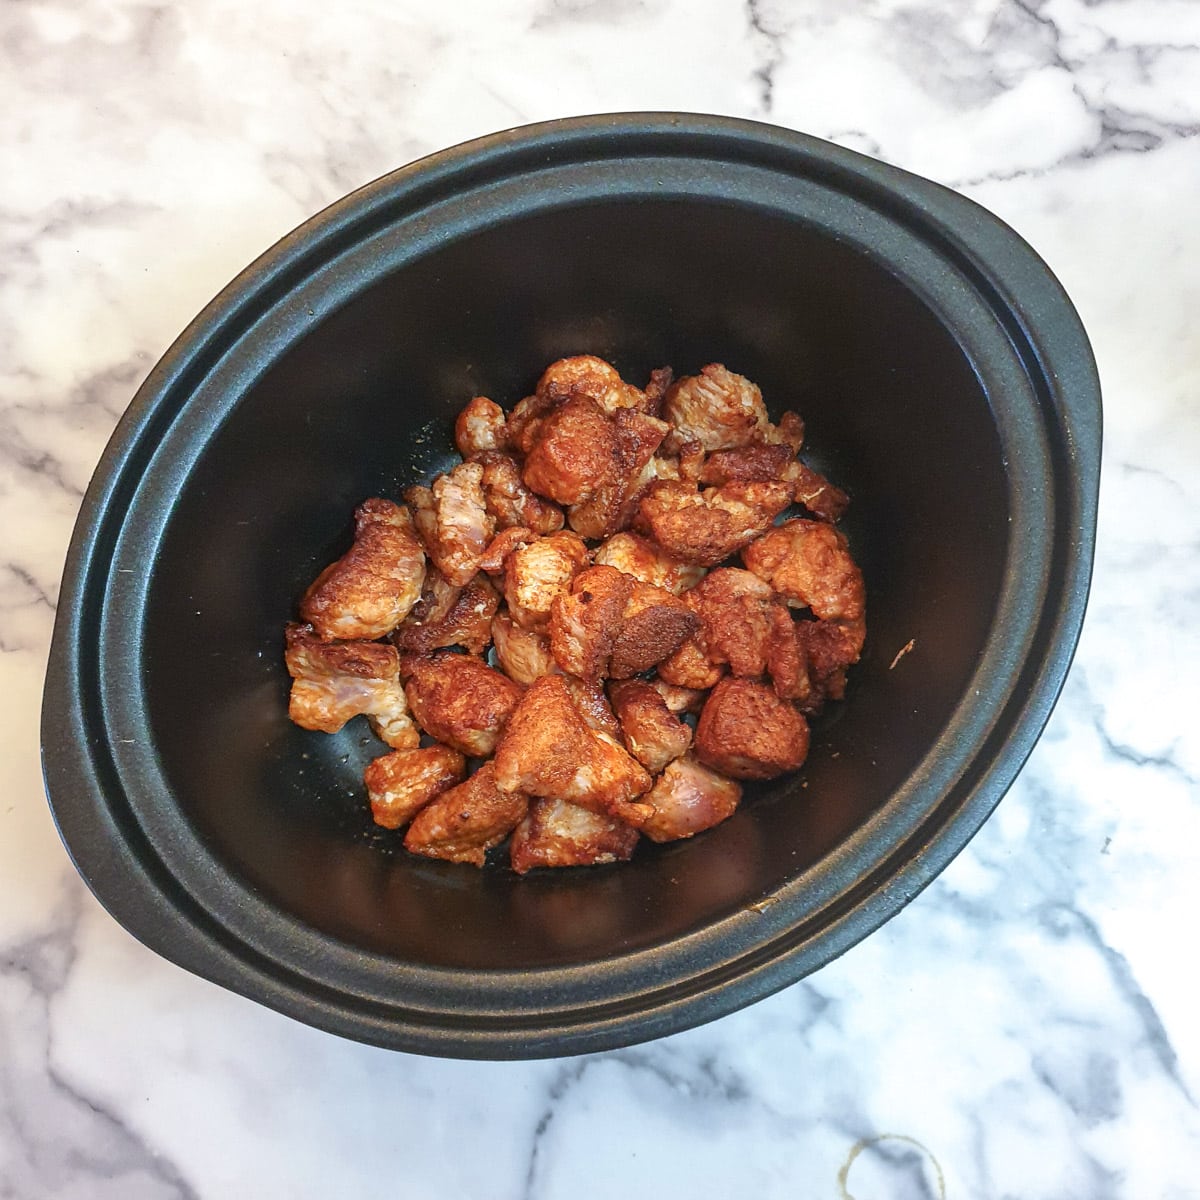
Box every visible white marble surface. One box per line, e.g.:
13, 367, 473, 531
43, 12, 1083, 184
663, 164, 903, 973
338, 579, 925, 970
3, 0, 1199, 1195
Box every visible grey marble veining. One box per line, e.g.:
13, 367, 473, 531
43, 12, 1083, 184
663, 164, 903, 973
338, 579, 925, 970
3, 0, 1199, 1196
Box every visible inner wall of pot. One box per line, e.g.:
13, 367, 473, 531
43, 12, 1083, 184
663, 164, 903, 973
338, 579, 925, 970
141, 199, 1008, 969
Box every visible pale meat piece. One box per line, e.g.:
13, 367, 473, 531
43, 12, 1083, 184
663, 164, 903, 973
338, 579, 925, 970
503, 530, 590, 630
644, 453, 684, 484
592, 531, 704, 595
521, 395, 620, 506
454, 395, 508, 457
478, 525, 537, 575
391, 571, 499, 659
299, 498, 426, 641
284, 623, 418, 749
609, 679, 692, 774
635, 756, 742, 843
656, 634, 726, 690
647, 677, 708, 714
510, 797, 639, 874
505, 391, 557, 456
363, 745, 466, 829
566, 408, 669, 539
548, 565, 634, 681
762, 410, 805, 452
684, 567, 776, 678
405, 461, 494, 587
403, 762, 528, 867
535, 354, 649, 415
493, 675, 653, 826
663, 364, 770, 451
637, 480, 792, 567
609, 579, 699, 679
490, 611, 556, 686
694, 677, 810, 780
404, 652, 523, 757
477, 451, 565, 534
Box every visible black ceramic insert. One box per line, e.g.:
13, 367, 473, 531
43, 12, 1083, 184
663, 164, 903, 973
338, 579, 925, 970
42, 114, 1101, 1058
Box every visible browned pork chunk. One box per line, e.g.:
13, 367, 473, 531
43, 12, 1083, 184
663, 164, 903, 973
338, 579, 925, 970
391, 570, 500, 661
609, 580, 699, 679
300, 498, 426, 641
608, 679, 693, 774
637, 480, 791, 566
403, 763, 528, 867
493, 675, 653, 826
683, 567, 776, 678
563, 676, 623, 740
697, 441, 795, 487
742, 518, 866, 695
696, 436, 848, 520
406, 461, 495, 587
763, 410, 806, 452
694, 677, 809, 780
404, 652, 522, 757
535, 354, 649, 415
787, 461, 850, 522
656, 634, 726, 691
364, 745, 466, 829
566, 408, 669, 539
548, 566, 699, 682
476, 451, 565, 534
742, 519, 865, 623
521, 395, 619, 506
478, 526, 538, 575
764, 605, 813, 706
548, 565, 634, 680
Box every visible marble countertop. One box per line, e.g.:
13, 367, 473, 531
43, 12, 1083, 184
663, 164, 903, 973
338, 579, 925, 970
3, 0, 1198, 1195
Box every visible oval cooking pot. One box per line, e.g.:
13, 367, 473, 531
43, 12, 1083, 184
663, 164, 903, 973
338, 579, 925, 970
42, 114, 1101, 1058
